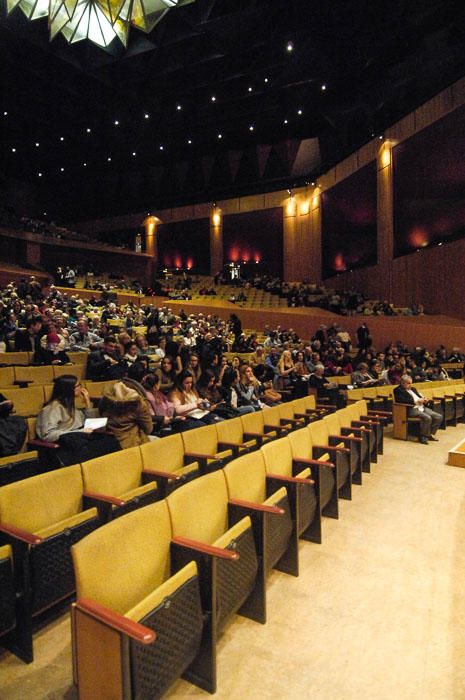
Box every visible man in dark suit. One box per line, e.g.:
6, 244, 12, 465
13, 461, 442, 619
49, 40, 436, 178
13, 317, 43, 353
393, 374, 442, 444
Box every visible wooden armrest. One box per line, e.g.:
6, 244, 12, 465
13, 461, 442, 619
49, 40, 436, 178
27, 439, 60, 449
0, 523, 43, 545
313, 443, 350, 454
352, 419, 375, 427
367, 409, 392, 416
293, 457, 335, 468
316, 403, 337, 409
229, 498, 285, 515
330, 434, 363, 443
266, 472, 315, 485
243, 431, 263, 439
83, 490, 126, 507
75, 598, 156, 644
264, 424, 286, 433
184, 451, 216, 460
280, 418, 296, 425
171, 536, 239, 561
217, 441, 247, 449
142, 469, 182, 481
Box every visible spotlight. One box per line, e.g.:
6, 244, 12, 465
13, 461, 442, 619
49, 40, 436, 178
286, 41, 294, 52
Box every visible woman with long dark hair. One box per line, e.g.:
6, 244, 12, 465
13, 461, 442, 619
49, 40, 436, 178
36, 375, 91, 442
169, 370, 219, 425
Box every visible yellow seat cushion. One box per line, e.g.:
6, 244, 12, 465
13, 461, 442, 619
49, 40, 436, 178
263, 486, 288, 506
223, 452, 267, 503
125, 561, 198, 623
212, 516, 252, 550
140, 434, 187, 473
167, 471, 229, 545
261, 438, 293, 478
81, 447, 143, 497
73, 501, 172, 615
36, 508, 98, 539
0, 465, 84, 533
119, 482, 157, 503
0, 544, 12, 562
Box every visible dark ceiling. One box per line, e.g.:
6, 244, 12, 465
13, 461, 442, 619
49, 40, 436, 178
2, 0, 465, 223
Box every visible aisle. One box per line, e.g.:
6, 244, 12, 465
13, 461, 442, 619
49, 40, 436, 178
1, 426, 465, 699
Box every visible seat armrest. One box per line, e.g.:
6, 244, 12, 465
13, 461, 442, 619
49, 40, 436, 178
75, 598, 156, 644
292, 457, 335, 468
142, 468, 182, 483
266, 472, 315, 485
336, 430, 364, 441
0, 523, 43, 545
27, 439, 60, 450
313, 443, 350, 454
184, 451, 216, 461
83, 490, 126, 507
228, 498, 284, 515
171, 536, 239, 561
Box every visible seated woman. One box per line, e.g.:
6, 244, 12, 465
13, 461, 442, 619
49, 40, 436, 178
237, 365, 264, 411
185, 353, 202, 387
277, 349, 296, 391
124, 340, 149, 371
141, 373, 199, 433
155, 355, 178, 394
99, 380, 153, 449
169, 370, 220, 425
220, 367, 254, 416
36, 375, 118, 464
196, 369, 234, 419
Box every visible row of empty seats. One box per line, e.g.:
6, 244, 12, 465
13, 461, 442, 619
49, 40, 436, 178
0, 397, 388, 673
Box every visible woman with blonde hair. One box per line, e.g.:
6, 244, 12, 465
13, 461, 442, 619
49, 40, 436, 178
237, 364, 264, 411
277, 349, 296, 390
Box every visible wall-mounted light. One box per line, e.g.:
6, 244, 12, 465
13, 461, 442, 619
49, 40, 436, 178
212, 208, 221, 226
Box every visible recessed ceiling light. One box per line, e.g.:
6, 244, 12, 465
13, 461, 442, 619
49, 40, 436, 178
11, 147, 16, 152
38, 172, 42, 177
107, 157, 112, 162
60, 137, 64, 141
248, 86, 253, 92
297, 109, 303, 115
3, 111, 8, 116
83, 162, 87, 167
211, 96, 216, 102
264, 78, 268, 83
35, 142, 40, 147
43, 212, 47, 216
176, 104, 182, 111
86, 128, 91, 133
283, 119, 288, 125
60, 167, 64, 172
132, 151, 136, 156
286, 41, 294, 52
144, 113, 150, 119
249, 125, 254, 131
187, 139, 192, 144
114, 120, 119, 126
159, 145, 164, 151
321, 84, 327, 91
217, 133, 222, 139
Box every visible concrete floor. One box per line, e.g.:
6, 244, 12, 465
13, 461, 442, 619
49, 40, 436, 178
2, 425, 465, 699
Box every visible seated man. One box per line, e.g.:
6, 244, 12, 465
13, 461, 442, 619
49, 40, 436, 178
308, 363, 344, 407
393, 374, 443, 445
87, 335, 128, 381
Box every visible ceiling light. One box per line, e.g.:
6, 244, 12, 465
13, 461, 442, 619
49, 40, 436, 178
248, 86, 252, 92
60, 137, 64, 141
264, 78, 268, 83
132, 151, 137, 156
35, 142, 40, 147
3, 111, 8, 116
144, 113, 150, 119
107, 157, 111, 161
176, 104, 182, 111
187, 139, 192, 144
283, 119, 288, 125
297, 109, 303, 115
86, 127, 91, 133
211, 96, 216, 102
249, 125, 254, 131
83, 162, 87, 166
114, 120, 119, 126
60, 167, 64, 171
321, 84, 327, 91
11, 147, 16, 152
286, 41, 294, 52
7, 0, 197, 49
217, 133, 222, 139
38, 172, 42, 177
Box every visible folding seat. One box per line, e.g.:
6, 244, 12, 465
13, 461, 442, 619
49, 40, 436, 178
287, 427, 339, 521
376, 385, 393, 412
14, 365, 54, 386
357, 386, 387, 412
0, 465, 100, 662
167, 471, 263, 631
0, 451, 39, 487
80, 447, 168, 521
451, 383, 465, 422
67, 352, 89, 366
0, 366, 15, 387
1, 386, 46, 417
298, 394, 334, 416
72, 501, 210, 698
260, 405, 294, 433
430, 387, 456, 427
223, 451, 298, 577
344, 399, 387, 456
215, 416, 259, 456
277, 403, 307, 430
261, 437, 322, 543
307, 420, 354, 500
0, 545, 15, 640
240, 410, 283, 447
290, 397, 326, 424
337, 405, 377, 465
139, 435, 199, 493
182, 424, 234, 474
83, 380, 117, 405
324, 408, 371, 475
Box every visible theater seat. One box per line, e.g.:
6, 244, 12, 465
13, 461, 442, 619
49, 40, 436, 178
215, 416, 259, 455
139, 436, 199, 494
240, 411, 279, 446
307, 420, 353, 501
14, 366, 54, 386
0, 465, 100, 662
323, 410, 366, 480
260, 437, 322, 544
167, 471, 262, 629
81, 447, 163, 521
0, 451, 39, 487
182, 424, 234, 474
224, 451, 298, 577
72, 501, 209, 698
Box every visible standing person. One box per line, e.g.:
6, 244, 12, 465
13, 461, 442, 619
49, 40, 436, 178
393, 375, 443, 444
356, 322, 371, 351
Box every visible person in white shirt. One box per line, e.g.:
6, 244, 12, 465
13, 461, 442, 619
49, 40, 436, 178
393, 375, 442, 444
